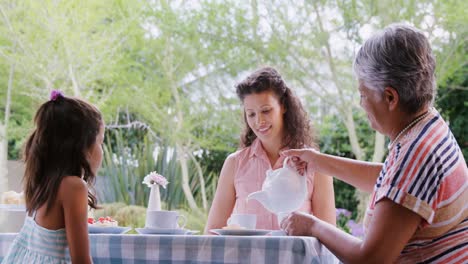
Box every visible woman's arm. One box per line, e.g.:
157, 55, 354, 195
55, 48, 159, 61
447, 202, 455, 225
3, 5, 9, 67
282, 198, 421, 263
311, 172, 336, 226
284, 149, 382, 193
60, 177, 93, 264
204, 155, 237, 234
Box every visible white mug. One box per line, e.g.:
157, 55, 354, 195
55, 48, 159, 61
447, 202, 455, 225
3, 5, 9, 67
145, 210, 187, 229
227, 213, 256, 229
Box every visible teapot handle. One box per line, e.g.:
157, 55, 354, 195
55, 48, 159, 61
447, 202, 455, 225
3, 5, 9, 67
283, 156, 306, 179
283, 156, 290, 168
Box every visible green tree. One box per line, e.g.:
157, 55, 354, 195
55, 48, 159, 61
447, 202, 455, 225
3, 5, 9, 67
1, 0, 466, 217
436, 65, 468, 159
0, 0, 144, 198
240, 0, 468, 217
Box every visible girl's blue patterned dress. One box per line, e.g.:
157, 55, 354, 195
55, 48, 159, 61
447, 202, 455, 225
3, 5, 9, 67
1, 211, 69, 263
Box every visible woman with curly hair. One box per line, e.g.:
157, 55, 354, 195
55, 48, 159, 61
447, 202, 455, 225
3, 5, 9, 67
204, 67, 336, 233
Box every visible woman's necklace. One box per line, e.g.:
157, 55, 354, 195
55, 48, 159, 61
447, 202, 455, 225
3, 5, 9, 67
387, 109, 431, 150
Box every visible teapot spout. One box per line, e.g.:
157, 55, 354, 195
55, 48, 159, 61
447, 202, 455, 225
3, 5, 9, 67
247, 191, 272, 212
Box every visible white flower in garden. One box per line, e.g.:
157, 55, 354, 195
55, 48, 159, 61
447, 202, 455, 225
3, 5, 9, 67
142, 171, 169, 189
112, 153, 120, 165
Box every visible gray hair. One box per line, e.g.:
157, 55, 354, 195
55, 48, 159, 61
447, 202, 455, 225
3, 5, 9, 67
354, 24, 436, 114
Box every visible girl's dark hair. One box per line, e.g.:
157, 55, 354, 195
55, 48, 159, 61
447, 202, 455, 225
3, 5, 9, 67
23, 94, 102, 214
235, 67, 317, 149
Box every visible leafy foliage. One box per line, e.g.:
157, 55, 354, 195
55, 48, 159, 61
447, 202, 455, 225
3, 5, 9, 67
333, 179, 359, 219
319, 110, 380, 160
97, 130, 153, 205
436, 65, 468, 160
1, 0, 467, 222
97, 127, 214, 211
318, 111, 379, 216
336, 208, 352, 233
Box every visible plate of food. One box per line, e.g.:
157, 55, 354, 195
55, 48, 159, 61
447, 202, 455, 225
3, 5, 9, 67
135, 227, 198, 235
88, 217, 131, 234
88, 226, 132, 234
210, 225, 272, 236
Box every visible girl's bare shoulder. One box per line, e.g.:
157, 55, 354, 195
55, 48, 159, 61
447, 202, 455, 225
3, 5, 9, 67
58, 176, 88, 197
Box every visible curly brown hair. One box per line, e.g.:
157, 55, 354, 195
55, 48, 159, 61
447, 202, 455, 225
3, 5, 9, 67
235, 67, 317, 149
23, 94, 101, 214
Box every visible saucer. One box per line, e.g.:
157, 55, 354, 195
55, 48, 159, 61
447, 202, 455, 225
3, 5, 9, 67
88, 226, 132, 234
210, 229, 272, 236
186, 230, 200, 235
135, 227, 194, 235
269, 230, 287, 236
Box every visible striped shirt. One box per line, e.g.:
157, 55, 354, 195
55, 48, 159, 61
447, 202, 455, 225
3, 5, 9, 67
365, 108, 468, 264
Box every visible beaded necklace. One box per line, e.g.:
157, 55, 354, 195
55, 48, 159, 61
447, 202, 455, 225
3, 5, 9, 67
387, 109, 431, 150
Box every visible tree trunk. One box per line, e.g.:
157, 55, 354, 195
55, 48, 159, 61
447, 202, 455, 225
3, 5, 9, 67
1, 61, 15, 187
312, 1, 372, 220
0, 123, 8, 192
0, 61, 14, 225
190, 153, 207, 210
177, 144, 198, 209
342, 108, 371, 220
0, 124, 7, 227
354, 131, 386, 219
342, 109, 364, 161
372, 132, 386, 163
69, 64, 81, 97
162, 36, 199, 210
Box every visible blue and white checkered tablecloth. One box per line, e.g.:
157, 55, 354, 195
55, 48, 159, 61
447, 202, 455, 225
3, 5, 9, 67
0, 233, 340, 263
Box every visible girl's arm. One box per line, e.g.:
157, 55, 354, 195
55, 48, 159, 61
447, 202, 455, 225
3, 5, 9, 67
311, 172, 336, 226
283, 198, 421, 263
60, 177, 93, 264
284, 149, 382, 193
204, 155, 237, 234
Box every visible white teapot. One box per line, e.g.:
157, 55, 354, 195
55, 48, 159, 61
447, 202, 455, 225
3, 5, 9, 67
247, 157, 307, 214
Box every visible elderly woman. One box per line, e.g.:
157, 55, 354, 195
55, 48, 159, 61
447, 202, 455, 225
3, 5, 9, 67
281, 24, 468, 263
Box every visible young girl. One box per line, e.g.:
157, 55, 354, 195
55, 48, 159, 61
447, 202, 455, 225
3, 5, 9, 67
204, 67, 336, 233
2, 90, 104, 264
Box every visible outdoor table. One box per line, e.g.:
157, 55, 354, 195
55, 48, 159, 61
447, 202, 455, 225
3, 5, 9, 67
0, 233, 340, 263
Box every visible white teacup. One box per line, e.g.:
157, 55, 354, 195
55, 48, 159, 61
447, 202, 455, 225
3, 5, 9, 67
145, 210, 187, 229
227, 213, 256, 229
276, 212, 289, 225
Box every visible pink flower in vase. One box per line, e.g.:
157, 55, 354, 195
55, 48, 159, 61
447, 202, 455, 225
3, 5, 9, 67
142, 171, 169, 189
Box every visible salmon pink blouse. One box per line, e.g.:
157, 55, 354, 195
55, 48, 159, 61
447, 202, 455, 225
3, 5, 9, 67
230, 139, 315, 230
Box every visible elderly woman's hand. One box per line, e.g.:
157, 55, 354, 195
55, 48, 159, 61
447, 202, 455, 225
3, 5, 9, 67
287, 156, 308, 175
280, 211, 318, 236
283, 148, 320, 175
